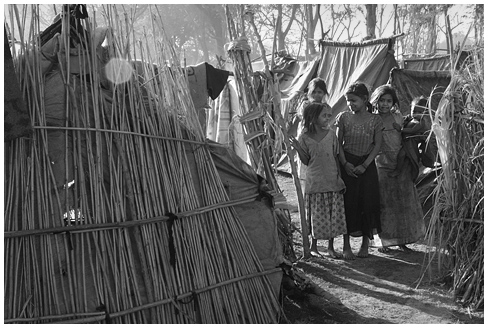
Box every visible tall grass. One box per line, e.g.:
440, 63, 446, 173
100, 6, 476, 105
425, 46, 484, 310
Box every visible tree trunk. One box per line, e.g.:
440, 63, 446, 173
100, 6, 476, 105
365, 4, 377, 39
474, 4, 484, 46
425, 8, 437, 54
276, 5, 285, 51
306, 5, 316, 57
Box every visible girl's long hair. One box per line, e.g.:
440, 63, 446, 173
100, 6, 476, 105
345, 81, 373, 113
306, 77, 329, 98
302, 103, 328, 134
370, 84, 399, 112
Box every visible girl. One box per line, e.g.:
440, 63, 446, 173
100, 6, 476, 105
289, 78, 329, 189
290, 103, 347, 258
335, 82, 383, 259
304, 77, 328, 105
370, 85, 425, 252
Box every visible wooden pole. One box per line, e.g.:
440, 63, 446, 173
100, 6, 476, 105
247, 12, 310, 258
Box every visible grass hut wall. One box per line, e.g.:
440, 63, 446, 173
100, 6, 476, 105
4, 5, 281, 324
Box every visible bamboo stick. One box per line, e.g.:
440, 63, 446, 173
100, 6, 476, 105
246, 10, 309, 257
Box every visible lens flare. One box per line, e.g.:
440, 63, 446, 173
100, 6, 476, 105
104, 58, 134, 84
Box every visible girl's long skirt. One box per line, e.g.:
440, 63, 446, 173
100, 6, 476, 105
305, 191, 347, 240
340, 152, 382, 239
374, 157, 425, 247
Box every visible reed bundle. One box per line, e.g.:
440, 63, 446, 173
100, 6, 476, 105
425, 46, 484, 310
223, 5, 279, 192
224, 5, 310, 258
4, 4, 281, 323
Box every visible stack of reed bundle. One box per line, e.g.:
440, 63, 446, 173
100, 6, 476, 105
4, 4, 281, 323
224, 5, 310, 258
424, 45, 483, 310
223, 5, 279, 192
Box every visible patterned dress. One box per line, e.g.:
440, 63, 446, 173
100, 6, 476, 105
299, 132, 347, 240
373, 111, 425, 246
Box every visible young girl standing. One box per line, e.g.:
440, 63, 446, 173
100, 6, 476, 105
370, 85, 425, 252
290, 103, 347, 258
289, 78, 329, 189
335, 82, 383, 259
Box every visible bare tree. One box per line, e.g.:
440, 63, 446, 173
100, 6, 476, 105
304, 4, 320, 58
365, 4, 377, 39
473, 4, 484, 46
376, 4, 394, 38
329, 5, 361, 42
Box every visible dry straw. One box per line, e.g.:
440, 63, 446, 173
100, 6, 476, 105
423, 43, 484, 310
4, 4, 281, 323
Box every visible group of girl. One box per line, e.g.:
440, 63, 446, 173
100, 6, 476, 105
289, 78, 425, 260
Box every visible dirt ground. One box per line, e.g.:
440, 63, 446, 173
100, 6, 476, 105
275, 172, 484, 324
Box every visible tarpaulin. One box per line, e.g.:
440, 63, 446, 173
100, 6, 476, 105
388, 68, 451, 115
403, 51, 470, 71
404, 55, 451, 71
279, 56, 320, 98
316, 38, 399, 117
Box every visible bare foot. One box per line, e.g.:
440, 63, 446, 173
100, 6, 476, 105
398, 245, 412, 252
378, 246, 390, 253
310, 250, 323, 257
343, 249, 355, 260
327, 249, 342, 259
357, 245, 369, 258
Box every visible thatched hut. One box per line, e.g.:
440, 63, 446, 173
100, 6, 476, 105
4, 5, 282, 323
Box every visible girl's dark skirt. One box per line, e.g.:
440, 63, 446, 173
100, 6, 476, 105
340, 152, 382, 239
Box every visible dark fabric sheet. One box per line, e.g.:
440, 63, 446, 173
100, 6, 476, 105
205, 62, 229, 100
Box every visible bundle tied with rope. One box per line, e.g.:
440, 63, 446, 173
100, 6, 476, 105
4, 4, 282, 324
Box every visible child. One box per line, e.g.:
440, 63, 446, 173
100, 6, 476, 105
288, 77, 329, 190
391, 96, 431, 177
289, 103, 347, 258
370, 85, 425, 253
288, 77, 329, 136
336, 82, 383, 259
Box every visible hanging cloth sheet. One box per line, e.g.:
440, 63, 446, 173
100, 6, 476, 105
388, 68, 451, 115
404, 55, 452, 71
316, 38, 399, 117
279, 56, 320, 99
403, 50, 471, 71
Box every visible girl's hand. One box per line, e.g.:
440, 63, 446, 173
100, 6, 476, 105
344, 162, 357, 178
392, 122, 402, 132
288, 136, 299, 149
353, 164, 366, 175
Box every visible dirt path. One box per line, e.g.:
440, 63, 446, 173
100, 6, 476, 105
276, 172, 483, 324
